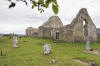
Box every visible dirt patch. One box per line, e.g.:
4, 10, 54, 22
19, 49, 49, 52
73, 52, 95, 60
73, 59, 88, 66
85, 50, 100, 56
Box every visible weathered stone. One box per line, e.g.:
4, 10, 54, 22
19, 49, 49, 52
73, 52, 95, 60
89, 61, 96, 66
96, 28, 100, 41
0, 34, 3, 39
10, 32, 14, 39
49, 59, 56, 64
38, 16, 63, 38
26, 27, 38, 37
25, 8, 97, 42
13, 36, 18, 48
44, 44, 51, 55
58, 8, 97, 42
58, 24, 74, 42
86, 36, 91, 51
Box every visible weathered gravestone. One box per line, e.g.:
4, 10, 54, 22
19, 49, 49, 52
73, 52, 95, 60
10, 32, 14, 39
0, 34, 3, 39
89, 61, 96, 66
49, 59, 56, 64
13, 36, 18, 48
44, 44, 51, 55
86, 36, 91, 51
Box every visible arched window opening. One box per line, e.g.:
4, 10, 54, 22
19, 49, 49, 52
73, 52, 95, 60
83, 20, 88, 37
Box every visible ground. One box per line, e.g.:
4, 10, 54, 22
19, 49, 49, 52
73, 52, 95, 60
0, 36, 100, 66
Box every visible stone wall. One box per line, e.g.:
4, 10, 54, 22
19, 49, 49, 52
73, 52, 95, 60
25, 8, 97, 42
72, 8, 97, 42
38, 16, 63, 38
26, 27, 38, 37
58, 8, 97, 42
58, 25, 74, 42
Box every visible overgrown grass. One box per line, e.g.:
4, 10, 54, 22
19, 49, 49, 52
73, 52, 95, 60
0, 36, 100, 66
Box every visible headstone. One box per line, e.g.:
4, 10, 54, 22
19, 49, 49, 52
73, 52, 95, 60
13, 36, 18, 48
10, 32, 14, 39
0, 34, 3, 39
49, 59, 56, 64
89, 61, 96, 66
86, 36, 90, 51
44, 44, 51, 55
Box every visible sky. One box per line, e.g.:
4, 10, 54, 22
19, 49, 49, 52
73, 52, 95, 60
0, 0, 100, 34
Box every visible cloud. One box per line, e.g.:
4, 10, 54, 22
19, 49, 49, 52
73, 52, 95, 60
0, 0, 100, 34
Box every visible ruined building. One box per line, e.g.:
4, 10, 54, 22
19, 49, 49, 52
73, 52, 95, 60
58, 8, 97, 42
26, 27, 38, 37
26, 8, 97, 42
96, 28, 100, 41
38, 16, 63, 38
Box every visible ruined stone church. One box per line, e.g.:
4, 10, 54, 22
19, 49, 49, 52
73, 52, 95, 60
26, 8, 97, 42
38, 16, 63, 38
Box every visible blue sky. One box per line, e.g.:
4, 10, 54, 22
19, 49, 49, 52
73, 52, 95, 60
0, 0, 100, 34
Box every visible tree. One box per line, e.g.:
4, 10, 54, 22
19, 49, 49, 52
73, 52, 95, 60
8, 0, 59, 14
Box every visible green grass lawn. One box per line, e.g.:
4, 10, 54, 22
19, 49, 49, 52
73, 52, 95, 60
0, 36, 100, 66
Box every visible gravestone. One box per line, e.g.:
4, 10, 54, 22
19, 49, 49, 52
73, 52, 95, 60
0, 34, 3, 39
13, 36, 18, 48
44, 44, 51, 55
49, 59, 56, 64
89, 61, 96, 66
10, 32, 14, 39
86, 36, 91, 51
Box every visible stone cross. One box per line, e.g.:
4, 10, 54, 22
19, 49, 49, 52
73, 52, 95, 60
86, 36, 90, 51
13, 36, 18, 48
44, 44, 51, 55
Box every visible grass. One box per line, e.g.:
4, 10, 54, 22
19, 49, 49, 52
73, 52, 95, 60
0, 36, 100, 66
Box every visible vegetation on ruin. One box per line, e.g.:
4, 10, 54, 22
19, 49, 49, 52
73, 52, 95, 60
0, 36, 100, 66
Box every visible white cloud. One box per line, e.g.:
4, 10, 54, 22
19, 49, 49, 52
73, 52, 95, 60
0, 0, 100, 34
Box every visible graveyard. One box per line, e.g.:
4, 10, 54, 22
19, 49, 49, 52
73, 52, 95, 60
1, 0, 100, 66
0, 36, 100, 66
